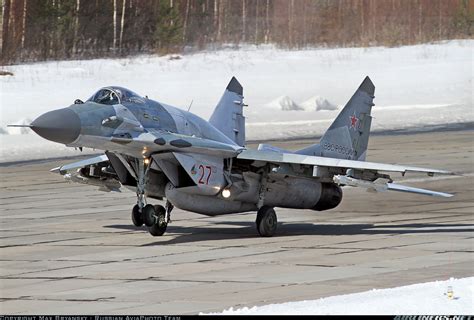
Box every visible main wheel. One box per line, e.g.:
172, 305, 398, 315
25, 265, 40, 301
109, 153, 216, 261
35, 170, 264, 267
131, 204, 143, 227
148, 205, 167, 236
142, 204, 156, 227
256, 206, 277, 237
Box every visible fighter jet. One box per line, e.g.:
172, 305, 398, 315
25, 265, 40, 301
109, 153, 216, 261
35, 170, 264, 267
10, 76, 453, 237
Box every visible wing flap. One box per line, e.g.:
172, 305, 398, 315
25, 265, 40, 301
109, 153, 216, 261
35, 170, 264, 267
237, 149, 452, 175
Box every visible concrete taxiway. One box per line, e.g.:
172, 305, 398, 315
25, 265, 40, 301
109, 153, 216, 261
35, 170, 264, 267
0, 130, 473, 314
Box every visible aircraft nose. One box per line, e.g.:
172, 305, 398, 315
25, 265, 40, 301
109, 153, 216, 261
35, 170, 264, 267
31, 108, 81, 144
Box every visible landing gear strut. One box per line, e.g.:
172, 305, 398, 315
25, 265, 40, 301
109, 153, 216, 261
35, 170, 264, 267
129, 157, 169, 236
255, 167, 277, 237
130, 158, 150, 228
256, 206, 277, 237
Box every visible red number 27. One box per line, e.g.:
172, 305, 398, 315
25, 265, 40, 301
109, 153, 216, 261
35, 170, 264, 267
198, 165, 212, 184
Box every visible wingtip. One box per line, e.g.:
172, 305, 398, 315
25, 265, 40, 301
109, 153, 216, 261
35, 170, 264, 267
226, 76, 243, 95
358, 76, 375, 96
429, 169, 455, 176
50, 166, 61, 174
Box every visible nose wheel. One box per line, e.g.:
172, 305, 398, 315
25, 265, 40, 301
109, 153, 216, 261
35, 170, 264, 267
130, 204, 168, 236
131, 204, 143, 227
256, 206, 277, 237
147, 205, 167, 236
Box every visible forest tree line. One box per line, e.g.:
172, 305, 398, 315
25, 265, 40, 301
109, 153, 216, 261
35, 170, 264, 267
1, 0, 473, 65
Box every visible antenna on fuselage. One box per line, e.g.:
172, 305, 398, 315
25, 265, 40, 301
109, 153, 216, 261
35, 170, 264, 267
187, 99, 194, 112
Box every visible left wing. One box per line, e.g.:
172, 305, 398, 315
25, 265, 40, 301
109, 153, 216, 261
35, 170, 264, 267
237, 149, 452, 175
387, 182, 453, 198
237, 149, 454, 197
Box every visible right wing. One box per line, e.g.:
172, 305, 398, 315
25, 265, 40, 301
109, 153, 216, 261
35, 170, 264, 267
51, 154, 108, 174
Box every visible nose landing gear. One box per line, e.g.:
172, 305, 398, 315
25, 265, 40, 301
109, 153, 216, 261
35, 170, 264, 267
130, 157, 170, 236
130, 203, 169, 236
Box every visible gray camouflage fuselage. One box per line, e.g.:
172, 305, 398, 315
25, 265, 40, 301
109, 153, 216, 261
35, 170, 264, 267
24, 77, 451, 224
30, 83, 341, 216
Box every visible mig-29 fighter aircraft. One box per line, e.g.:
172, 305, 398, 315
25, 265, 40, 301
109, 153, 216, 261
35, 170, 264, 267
10, 77, 453, 237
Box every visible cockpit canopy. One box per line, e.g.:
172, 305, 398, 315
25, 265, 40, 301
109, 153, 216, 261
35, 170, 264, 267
88, 86, 145, 105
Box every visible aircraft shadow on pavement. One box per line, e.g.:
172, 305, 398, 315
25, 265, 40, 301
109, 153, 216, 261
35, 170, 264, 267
103, 222, 474, 246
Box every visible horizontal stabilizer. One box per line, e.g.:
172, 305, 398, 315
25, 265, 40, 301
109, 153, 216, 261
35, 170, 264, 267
387, 183, 453, 198
257, 143, 290, 153
51, 154, 108, 174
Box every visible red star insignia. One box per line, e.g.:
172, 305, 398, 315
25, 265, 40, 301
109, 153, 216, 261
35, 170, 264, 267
350, 113, 358, 129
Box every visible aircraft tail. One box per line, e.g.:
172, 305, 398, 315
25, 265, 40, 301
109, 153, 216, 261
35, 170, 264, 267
209, 77, 246, 146
296, 76, 375, 161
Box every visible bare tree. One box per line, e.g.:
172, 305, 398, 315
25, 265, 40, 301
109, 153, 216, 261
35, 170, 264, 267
20, 0, 26, 51
217, 0, 224, 42
182, 0, 190, 41
242, 0, 246, 42
418, 0, 422, 41
1, 0, 11, 59
72, 0, 80, 54
264, 0, 270, 43
119, 0, 126, 53
288, 0, 294, 46
213, 0, 218, 31
255, 0, 259, 43
113, 0, 117, 52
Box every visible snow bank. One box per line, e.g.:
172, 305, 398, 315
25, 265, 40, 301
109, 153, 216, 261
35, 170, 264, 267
0, 40, 472, 162
265, 95, 303, 111
209, 277, 474, 315
301, 95, 338, 111
265, 95, 338, 112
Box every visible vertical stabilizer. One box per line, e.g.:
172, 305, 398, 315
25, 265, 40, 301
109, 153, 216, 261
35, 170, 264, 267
209, 77, 246, 146
296, 76, 375, 161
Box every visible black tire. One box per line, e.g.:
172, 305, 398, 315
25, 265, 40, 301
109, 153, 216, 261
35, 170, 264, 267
131, 204, 143, 227
142, 204, 156, 227
256, 206, 277, 237
148, 205, 167, 236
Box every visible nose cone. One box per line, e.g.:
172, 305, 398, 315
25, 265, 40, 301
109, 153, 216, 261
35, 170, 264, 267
31, 108, 81, 144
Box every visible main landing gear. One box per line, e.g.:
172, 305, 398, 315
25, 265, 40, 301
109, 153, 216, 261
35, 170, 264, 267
256, 205, 277, 237
255, 168, 277, 237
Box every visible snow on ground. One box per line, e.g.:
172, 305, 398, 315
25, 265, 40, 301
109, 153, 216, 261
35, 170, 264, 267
207, 277, 474, 315
0, 40, 472, 162
301, 95, 338, 111
264, 95, 303, 111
